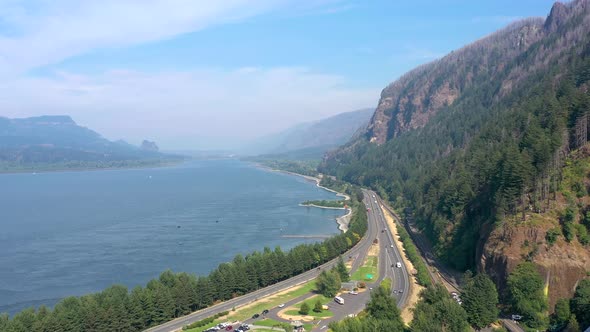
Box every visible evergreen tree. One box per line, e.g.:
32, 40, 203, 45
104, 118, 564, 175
553, 298, 571, 328
462, 273, 499, 329
570, 279, 590, 330
313, 299, 323, 313
507, 262, 548, 329
334, 256, 350, 282
411, 285, 470, 332
299, 302, 310, 315
365, 285, 402, 323
316, 270, 341, 298
565, 315, 581, 332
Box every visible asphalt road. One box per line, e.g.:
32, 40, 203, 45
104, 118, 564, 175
145, 190, 382, 332
376, 195, 525, 332
263, 190, 411, 330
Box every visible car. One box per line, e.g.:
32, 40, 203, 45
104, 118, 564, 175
278, 303, 285, 308
225, 326, 233, 331
240, 325, 250, 331
398, 289, 403, 293
348, 291, 358, 295
262, 309, 269, 315
451, 292, 459, 298
511, 314, 523, 321
390, 244, 394, 248
251, 313, 259, 319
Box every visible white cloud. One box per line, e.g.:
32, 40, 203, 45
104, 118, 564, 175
0, 67, 379, 149
0, 0, 290, 75
0, 0, 373, 149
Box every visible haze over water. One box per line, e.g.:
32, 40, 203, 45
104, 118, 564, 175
0, 159, 344, 315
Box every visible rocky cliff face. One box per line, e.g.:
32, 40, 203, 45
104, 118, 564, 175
365, 0, 590, 145
481, 223, 590, 311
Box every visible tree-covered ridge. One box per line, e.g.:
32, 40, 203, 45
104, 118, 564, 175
0, 199, 367, 332
321, 0, 590, 271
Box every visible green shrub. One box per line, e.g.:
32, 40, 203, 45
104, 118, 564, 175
545, 228, 561, 245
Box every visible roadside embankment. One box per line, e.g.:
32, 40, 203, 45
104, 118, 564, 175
380, 205, 424, 325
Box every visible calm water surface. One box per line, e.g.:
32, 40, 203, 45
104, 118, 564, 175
0, 159, 344, 314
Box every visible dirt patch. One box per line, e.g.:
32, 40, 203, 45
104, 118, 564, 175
380, 204, 424, 325
368, 242, 380, 257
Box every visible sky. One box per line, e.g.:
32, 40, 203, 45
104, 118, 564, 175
0, 0, 560, 150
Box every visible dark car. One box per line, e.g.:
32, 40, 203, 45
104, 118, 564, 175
252, 313, 260, 319
225, 326, 233, 331
262, 309, 269, 315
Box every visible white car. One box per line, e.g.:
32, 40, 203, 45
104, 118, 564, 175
396, 262, 402, 268
348, 291, 358, 295
278, 303, 285, 308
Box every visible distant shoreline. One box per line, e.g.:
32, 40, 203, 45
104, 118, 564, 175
252, 162, 352, 232
0, 159, 186, 175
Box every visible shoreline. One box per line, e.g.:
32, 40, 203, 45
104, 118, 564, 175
253, 162, 352, 232
0, 159, 186, 175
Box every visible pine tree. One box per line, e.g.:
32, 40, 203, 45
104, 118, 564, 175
316, 270, 341, 297
462, 273, 499, 329
313, 299, 323, 313
570, 279, 590, 329
365, 285, 403, 325
334, 256, 350, 282
299, 302, 310, 315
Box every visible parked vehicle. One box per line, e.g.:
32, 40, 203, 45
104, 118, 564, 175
334, 296, 345, 305
278, 303, 285, 308
348, 291, 358, 295
251, 313, 259, 319
262, 309, 269, 315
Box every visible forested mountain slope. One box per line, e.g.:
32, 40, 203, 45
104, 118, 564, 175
0, 115, 178, 170
244, 108, 373, 157
321, 0, 590, 306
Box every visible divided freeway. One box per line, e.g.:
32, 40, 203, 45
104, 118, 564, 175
145, 189, 411, 332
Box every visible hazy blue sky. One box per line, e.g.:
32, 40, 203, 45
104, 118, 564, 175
0, 0, 559, 149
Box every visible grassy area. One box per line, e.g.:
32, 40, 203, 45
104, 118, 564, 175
185, 280, 319, 331
284, 295, 334, 318
395, 222, 432, 287
301, 200, 347, 208
256, 318, 313, 331
351, 255, 378, 281
381, 277, 392, 293
184, 319, 223, 332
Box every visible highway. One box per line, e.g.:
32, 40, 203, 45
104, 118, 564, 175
376, 195, 525, 332
145, 189, 386, 332
306, 189, 411, 328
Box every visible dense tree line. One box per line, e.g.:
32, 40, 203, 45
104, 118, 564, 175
329, 285, 405, 332
507, 262, 548, 329
0, 200, 367, 332
552, 279, 590, 331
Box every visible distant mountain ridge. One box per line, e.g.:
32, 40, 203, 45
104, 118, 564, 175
0, 115, 177, 170
246, 108, 373, 158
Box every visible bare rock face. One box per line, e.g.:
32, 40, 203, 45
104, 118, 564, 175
366, 0, 590, 145
366, 18, 545, 145
481, 223, 590, 312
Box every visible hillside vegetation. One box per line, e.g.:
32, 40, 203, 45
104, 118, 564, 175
0, 115, 180, 171
321, 0, 590, 311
